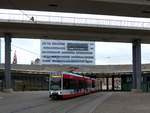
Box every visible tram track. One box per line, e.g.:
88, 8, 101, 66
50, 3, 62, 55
66, 92, 112, 113
48, 92, 112, 113
88, 92, 112, 113
2, 92, 150, 113
8, 94, 90, 113
10, 103, 48, 113
49, 94, 95, 113
9, 98, 65, 113
1, 92, 112, 113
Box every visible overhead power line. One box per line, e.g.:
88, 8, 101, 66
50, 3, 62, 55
7, 0, 35, 22
12, 44, 39, 56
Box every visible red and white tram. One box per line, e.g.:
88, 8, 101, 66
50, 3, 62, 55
49, 72, 101, 99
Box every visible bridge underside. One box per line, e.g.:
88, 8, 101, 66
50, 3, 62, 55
1, 0, 150, 18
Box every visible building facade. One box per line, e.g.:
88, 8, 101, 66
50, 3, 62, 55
40, 40, 95, 65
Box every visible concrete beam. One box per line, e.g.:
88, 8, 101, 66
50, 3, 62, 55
1, 22, 150, 43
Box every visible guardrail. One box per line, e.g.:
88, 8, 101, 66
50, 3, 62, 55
0, 12, 150, 30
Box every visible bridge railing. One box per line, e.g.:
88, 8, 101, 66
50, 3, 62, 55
0, 12, 150, 30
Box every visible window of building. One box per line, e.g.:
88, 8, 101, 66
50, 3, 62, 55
67, 43, 88, 51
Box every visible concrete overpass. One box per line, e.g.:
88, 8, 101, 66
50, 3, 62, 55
1, 20, 150, 43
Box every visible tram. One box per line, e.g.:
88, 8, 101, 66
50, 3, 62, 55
49, 72, 101, 99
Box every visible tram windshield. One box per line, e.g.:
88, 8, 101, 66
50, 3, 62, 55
50, 77, 61, 90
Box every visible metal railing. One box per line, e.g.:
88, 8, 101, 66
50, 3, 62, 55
0, 12, 150, 30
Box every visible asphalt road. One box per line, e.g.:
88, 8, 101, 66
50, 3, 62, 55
0, 91, 150, 113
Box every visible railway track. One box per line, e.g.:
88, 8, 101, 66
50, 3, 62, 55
1, 92, 112, 113
48, 92, 112, 113
2, 91, 150, 113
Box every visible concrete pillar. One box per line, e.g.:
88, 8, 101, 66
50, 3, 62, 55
100, 80, 102, 90
4, 33, 13, 92
132, 40, 142, 92
112, 76, 115, 91
106, 77, 109, 91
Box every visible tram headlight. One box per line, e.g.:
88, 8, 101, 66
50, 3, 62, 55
59, 91, 62, 94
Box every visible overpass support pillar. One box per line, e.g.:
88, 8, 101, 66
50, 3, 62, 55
132, 40, 142, 92
3, 33, 13, 92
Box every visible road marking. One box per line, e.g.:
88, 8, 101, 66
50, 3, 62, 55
89, 92, 113, 113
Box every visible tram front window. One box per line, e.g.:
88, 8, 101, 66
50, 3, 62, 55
50, 78, 61, 90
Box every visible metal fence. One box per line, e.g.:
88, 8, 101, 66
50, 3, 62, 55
0, 12, 150, 30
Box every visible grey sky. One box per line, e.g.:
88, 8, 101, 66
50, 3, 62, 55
1, 38, 150, 65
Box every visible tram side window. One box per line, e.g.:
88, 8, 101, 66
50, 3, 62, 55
63, 78, 78, 89
70, 79, 77, 89
84, 81, 88, 88
92, 81, 96, 88
63, 79, 70, 89
79, 80, 84, 89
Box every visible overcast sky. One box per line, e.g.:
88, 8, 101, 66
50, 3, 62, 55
1, 38, 150, 65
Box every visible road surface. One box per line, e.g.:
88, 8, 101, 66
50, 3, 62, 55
0, 91, 150, 113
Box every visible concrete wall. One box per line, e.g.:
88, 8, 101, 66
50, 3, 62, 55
0, 63, 150, 74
